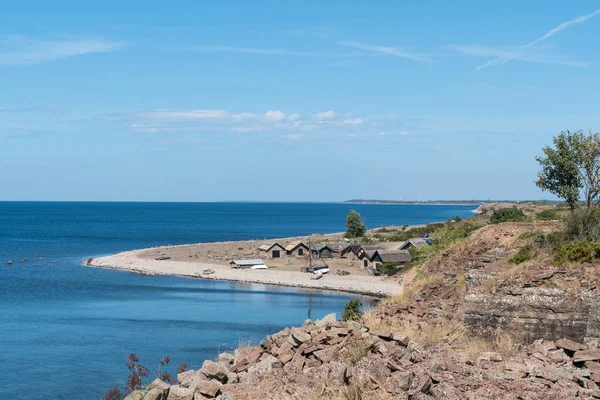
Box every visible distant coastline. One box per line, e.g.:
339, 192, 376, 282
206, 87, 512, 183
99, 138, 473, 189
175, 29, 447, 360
342, 199, 561, 206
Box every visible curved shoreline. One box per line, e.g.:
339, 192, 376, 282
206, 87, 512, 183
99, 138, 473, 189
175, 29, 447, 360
88, 250, 403, 298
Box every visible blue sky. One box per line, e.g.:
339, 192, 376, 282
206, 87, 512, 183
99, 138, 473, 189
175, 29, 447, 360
1, 1, 599, 201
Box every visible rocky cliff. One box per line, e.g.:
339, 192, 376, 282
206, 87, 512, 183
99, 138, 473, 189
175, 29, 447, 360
120, 222, 600, 399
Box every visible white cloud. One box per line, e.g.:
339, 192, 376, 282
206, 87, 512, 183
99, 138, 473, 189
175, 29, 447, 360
134, 108, 387, 136
0, 35, 126, 65
264, 110, 286, 121
338, 41, 434, 62
342, 117, 363, 126
315, 110, 338, 119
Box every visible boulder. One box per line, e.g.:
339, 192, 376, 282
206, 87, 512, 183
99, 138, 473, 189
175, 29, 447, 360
385, 371, 414, 393
125, 391, 145, 400
166, 385, 193, 400
216, 393, 235, 400
248, 354, 282, 378
315, 313, 336, 326
195, 380, 221, 399
144, 379, 170, 400
587, 361, 600, 373
177, 370, 198, 388
277, 349, 294, 365
574, 350, 600, 363
313, 347, 337, 364
325, 361, 348, 384
410, 374, 432, 394
392, 332, 410, 346
353, 357, 391, 387
289, 328, 311, 345
200, 360, 229, 383
216, 353, 235, 366
556, 338, 586, 353
429, 382, 462, 400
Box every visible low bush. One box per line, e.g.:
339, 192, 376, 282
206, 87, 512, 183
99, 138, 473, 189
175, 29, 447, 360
509, 245, 533, 264
377, 262, 399, 275
489, 208, 527, 224
565, 208, 600, 241
342, 299, 363, 321
554, 240, 600, 265
536, 209, 559, 221
533, 231, 569, 250
518, 231, 542, 240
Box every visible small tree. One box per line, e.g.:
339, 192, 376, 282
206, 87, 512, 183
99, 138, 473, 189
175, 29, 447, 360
341, 299, 363, 321
345, 210, 366, 238
536, 131, 581, 213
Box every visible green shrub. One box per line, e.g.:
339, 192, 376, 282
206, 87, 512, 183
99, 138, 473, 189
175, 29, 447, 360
554, 240, 600, 265
509, 245, 534, 264
341, 299, 363, 322
378, 262, 400, 275
534, 231, 569, 250
536, 209, 559, 221
518, 231, 542, 240
490, 208, 527, 224
565, 208, 600, 241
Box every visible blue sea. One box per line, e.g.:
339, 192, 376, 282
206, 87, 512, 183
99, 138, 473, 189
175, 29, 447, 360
0, 202, 475, 400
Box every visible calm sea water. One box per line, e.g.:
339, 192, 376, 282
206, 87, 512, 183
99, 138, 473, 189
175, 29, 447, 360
0, 202, 475, 400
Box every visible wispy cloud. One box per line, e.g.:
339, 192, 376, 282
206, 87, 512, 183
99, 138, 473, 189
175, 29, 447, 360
449, 44, 588, 68
189, 41, 433, 62
188, 45, 356, 57
133, 108, 375, 136
456, 9, 600, 71
0, 35, 126, 65
338, 41, 435, 62
0, 106, 61, 113
342, 117, 363, 126
315, 110, 338, 120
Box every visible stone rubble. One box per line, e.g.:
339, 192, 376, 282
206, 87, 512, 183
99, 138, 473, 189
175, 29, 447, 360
121, 312, 600, 399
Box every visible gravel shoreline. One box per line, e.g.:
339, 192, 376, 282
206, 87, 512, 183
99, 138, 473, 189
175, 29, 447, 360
88, 249, 403, 298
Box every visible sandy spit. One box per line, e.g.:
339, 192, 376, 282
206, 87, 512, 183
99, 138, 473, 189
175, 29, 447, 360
88, 250, 403, 298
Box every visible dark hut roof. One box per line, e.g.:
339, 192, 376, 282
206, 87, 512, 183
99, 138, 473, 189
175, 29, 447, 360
372, 250, 412, 263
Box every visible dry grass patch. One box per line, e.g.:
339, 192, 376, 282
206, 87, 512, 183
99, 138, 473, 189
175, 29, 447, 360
462, 333, 521, 360
388, 274, 444, 304
342, 340, 372, 365
396, 319, 467, 345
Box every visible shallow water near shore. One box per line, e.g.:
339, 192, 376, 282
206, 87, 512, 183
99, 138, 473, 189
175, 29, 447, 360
0, 202, 474, 399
